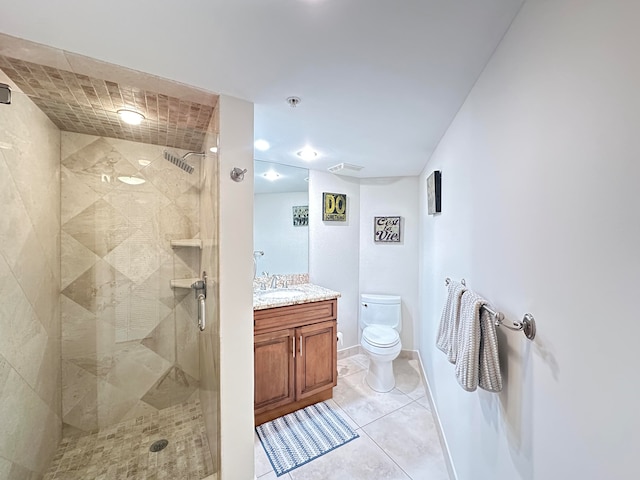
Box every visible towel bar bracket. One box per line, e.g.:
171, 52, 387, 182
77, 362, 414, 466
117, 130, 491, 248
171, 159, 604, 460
491, 310, 536, 340
445, 277, 466, 287
522, 313, 536, 340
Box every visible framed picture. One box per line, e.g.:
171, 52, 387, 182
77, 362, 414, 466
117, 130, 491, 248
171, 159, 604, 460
374, 216, 401, 243
292, 205, 308, 226
323, 192, 347, 221
427, 170, 441, 215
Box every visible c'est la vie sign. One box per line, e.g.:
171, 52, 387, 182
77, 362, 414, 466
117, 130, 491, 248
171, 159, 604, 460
323, 192, 347, 221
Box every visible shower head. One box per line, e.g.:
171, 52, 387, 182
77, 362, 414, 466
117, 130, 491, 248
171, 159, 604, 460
163, 150, 195, 174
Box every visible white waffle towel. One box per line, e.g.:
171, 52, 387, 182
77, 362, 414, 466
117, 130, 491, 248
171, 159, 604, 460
436, 280, 467, 363
478, 306, 503, 393
455, 290, 503, 393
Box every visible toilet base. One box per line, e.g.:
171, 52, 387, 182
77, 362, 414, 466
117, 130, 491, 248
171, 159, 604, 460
365, 359, 395, 393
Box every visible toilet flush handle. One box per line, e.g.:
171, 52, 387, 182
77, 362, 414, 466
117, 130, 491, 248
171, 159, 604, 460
361, 303, 368, 307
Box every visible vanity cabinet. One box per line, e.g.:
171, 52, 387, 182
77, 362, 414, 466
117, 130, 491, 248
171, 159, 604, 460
254, 328, 296, 412
254, 299, 337, 425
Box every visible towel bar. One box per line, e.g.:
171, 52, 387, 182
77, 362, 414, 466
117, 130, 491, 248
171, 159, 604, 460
444, 278, 536, 340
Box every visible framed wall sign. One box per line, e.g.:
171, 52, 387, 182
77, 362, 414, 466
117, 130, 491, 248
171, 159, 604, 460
292, 205, 309, 226
323, 192, 347, 221
374, 216, 401, 243
427, 170, 441, 215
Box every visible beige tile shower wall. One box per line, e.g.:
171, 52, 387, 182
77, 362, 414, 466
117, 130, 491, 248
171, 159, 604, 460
60, 132, 202, 433
199, 104, 220, 471
0, 70, 62, 478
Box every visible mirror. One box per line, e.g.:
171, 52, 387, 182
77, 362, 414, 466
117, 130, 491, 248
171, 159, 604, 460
254, 160, 309, 276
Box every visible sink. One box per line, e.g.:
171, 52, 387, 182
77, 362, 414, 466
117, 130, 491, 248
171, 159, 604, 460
256, 289, 305, 301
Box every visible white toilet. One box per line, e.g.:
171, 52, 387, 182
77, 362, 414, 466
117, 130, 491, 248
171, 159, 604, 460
359, 294, 402, 392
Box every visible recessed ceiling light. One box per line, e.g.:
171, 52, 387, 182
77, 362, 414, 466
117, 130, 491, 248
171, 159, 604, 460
117, 176, 146, 185
209, 146, 218, 153
263, 170, 280, 181
254, 139, 270, 151
296, 146, 318, 161
117, 109, 145, 125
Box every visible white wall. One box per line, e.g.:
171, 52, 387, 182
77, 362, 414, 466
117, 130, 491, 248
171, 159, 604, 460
309, 172, 419, 350
418, 1, 640, 479
217, 95, 255, 480
309, 171, 361, 347
360, 177, 419, 349
254, 192, 308, 275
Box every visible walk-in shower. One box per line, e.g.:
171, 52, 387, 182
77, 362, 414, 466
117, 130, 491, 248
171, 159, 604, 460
0, 35, 221, 480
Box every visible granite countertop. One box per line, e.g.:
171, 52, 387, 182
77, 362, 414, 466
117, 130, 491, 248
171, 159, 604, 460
253, 283, 341, 310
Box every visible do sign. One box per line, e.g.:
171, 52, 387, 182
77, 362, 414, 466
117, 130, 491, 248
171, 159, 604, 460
323, 192, 347, 221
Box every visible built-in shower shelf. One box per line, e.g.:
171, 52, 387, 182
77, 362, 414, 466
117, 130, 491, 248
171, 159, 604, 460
170, 239, 202, 249
170, 278, 200, 289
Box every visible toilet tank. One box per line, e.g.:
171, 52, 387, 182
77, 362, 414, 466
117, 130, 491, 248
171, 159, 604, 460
360, 294, 402, 331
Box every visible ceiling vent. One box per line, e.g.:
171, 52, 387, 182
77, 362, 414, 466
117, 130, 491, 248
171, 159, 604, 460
286, 96, 301, 107
327, 163, 364, 176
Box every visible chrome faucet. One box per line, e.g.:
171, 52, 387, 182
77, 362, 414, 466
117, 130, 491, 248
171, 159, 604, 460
270, 275, 279, 289
259, 272, 269, 290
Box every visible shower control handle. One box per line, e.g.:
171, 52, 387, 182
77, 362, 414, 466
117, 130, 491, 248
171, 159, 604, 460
230, 167, 247, 182
191, 271, 207, 299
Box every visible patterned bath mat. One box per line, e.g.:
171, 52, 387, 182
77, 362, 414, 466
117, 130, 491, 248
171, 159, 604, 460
256, 401, 359, 476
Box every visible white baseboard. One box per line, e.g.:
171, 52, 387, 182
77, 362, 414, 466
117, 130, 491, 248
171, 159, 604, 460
338, 346, 418, 360
414, 350, 458, 480
337, 345, 362, 359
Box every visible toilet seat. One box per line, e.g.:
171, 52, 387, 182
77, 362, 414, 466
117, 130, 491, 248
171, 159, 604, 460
362, 325, 400, 348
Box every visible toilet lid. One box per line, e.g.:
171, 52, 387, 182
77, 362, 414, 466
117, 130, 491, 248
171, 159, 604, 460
363, 326, 400, 347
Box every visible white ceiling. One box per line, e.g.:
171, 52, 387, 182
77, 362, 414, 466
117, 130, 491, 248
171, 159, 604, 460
0, 0, 523, 178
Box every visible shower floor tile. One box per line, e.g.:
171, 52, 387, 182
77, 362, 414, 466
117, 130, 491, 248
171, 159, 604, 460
44, 400, 214, 480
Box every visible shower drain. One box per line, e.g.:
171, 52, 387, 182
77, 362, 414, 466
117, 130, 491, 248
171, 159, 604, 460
149, 439, 169, 452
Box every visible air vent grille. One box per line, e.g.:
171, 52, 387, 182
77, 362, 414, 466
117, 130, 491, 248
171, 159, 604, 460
327, 163, 364, 175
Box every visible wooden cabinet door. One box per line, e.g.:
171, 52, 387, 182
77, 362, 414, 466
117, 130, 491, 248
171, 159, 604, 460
254, 328, 296, 413
295, 320, 337, 400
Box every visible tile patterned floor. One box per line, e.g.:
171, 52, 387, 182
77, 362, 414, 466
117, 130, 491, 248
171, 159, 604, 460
44, 400, 214, 480
255, 354, 450, 480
